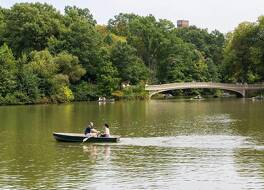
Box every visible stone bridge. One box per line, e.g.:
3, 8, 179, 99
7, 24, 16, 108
145, 82, 264, 98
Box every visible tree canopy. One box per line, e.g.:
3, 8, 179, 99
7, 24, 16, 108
223, 18, 264, 83
0, 2, 262, 104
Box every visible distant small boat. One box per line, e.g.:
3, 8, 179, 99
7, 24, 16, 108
53, 132, 120, 143
222, 92, 235, 97
164, 93, 173, 99
252, 95, 264, 100
190, 95, 204, 100
98, 97, 115, 102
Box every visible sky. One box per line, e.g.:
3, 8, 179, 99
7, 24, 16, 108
1, 0, 264, 33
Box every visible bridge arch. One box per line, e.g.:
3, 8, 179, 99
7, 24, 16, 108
145, 82, 264, 98
149, 88, 244, 98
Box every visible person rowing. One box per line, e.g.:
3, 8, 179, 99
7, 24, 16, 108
84, 122, 100, 138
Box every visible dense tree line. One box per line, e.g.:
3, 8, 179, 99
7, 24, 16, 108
0, 3, 263, 104
223, 17, 264, 83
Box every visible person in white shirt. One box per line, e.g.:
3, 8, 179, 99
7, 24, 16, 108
101, 123, 110, 137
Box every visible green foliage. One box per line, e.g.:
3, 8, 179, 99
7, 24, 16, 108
17, 58, 40, 103
50, 86, 74, 103
109, 14, 169, 81
96, 48, 120, 96
223, 20, 264, 83
108, 14, 223, 84
64, 6, 96, 25
3, 3, 63, 56
0, 7, 6, 43
111, 42, 149, 84
24, 50, 77, 103
108, 13, 139, 36
111, 90, 124, 99
175, 27, 225, 64
48, 5, 101, 81
96, 25, 127, 46
45, 71, 74, 103
174, 27, 224, 82
121, 84, 149, 100
53, 52, 86, 83
127, 15, 165, 78
0, 44, 17, 97
72, 82, 98, 101
206, 58, 220, 81
157, 32, 209, 83
27, 50, 58, 78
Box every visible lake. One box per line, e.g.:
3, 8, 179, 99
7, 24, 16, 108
0, 99, 264, 189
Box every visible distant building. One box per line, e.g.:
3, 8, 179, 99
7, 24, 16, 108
177, 20, 189, 28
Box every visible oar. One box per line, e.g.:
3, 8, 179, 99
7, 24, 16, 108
83, 131, 101, 143
82, 135, 91, 143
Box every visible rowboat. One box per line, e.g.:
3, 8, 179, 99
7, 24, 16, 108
53, 132, 120, 143
98, 99, 115, 102
190, 95, 204, 100
98, 97, 115, 102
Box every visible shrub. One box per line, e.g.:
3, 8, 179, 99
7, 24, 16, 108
72, 82, 99, 101
111, 90, 124, 99
122, 84, 148, 100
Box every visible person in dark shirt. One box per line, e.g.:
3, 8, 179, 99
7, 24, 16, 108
84, 122, 99, 137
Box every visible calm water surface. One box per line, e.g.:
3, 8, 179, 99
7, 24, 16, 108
0, 99, 264, 189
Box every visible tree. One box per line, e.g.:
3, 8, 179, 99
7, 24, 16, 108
48, 74, 74, 103
175, 27, 224, 64
174, 27, 224, 81
127, 15, 164, 76
0, 44, 17, 97
72, 81, 98, 101
156, 31, 209, 83
223, 22, 260, 83
108, 13, 139, 36
16, 54, 40, 103
0, 7, 6, 45
111, 42, 149, 84
25, 50, 74, 103
48, 6, 101, 81
206, 58, 220, 81
159, 46, 208, 83
64, 6, 96, 25
96, 25, 126, 46
96, 48, 120, 96
53, 52, 86, 83
108, 14, 168, 82
3, 3, 63, 56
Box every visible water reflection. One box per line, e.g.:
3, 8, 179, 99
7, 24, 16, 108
83, 145, 111, 161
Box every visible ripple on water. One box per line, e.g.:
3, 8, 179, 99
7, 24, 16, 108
119, 135, 251, 149
197, 114, 239, 124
